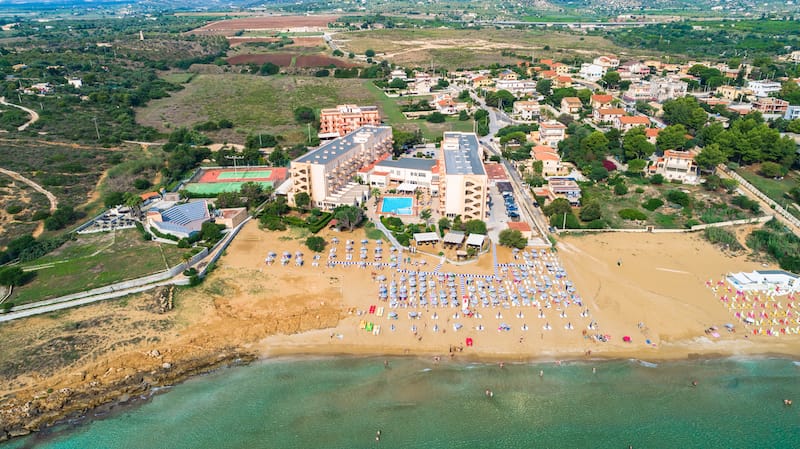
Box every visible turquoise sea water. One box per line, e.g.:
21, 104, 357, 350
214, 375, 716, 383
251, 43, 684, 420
7, 357, 800, 449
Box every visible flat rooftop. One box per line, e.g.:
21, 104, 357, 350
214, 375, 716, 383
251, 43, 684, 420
375, 158, 436, 171
441, 132, 485, 176
294, 125, 391, 164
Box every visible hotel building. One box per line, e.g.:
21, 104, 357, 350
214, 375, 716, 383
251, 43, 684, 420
318, 104, 381, 139
438, 132, 488, 221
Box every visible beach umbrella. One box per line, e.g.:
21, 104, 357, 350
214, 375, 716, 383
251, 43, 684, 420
724, 323, 735, 329
623, 336, 632, 343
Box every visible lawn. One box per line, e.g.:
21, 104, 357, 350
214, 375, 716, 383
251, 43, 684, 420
736, 167, 799, 218
12, 229, 187, 305
137, 75, 381, 145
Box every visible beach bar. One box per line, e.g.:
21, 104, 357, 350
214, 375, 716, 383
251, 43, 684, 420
726, 270, 800, 293
413, 232, 440, 246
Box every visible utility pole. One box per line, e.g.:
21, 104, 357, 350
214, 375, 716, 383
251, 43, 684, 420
92, 117, 100, 140
225, 154, 244, 175
307, 122, 312, 144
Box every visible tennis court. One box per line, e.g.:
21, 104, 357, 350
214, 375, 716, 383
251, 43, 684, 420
216, 169, 272, 180
185, 181, 274, 195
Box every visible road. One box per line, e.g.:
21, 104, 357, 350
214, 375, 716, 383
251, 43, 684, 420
0, 96, 39, 131
0, 167, 58, 213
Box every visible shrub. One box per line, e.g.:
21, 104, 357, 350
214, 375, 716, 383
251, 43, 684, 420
642, 198, 664, 211
650, 174, 664, 185
305, 236, 326, 252
618, 208, 647, 220
0, 266, 34, 286
731, 195, 760, 213
586, 219, 606, 229
261, 215, 286, 231
704, 227, 743, 251
634, 187, 645, 194
5, 204, 23, 214
133, 178, 152, 190
665, 190, 691, 208
498, 229, 527, 249
614, 183, 628, 196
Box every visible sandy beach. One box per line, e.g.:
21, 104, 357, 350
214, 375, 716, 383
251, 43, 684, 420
2, 221, 799, 439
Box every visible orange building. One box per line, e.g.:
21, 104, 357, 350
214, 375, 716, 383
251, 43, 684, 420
318, 104, 381, 139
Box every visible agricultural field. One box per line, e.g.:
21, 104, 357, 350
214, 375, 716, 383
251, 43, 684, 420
189, 15, 341, 36
138, 75, 377, 144
334, 28, 637, 69
12, 229, 187, 305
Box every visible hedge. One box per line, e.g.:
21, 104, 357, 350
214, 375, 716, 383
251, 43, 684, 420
149, 225, 180, 241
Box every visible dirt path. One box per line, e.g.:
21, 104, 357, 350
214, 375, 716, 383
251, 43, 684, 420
85, 169, 109, 205
0, 168, 58, 213
0, 96, 39, 131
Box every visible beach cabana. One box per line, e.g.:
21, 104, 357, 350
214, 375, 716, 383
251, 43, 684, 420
414, 232, 439, 246
443, 231, 465, 249
465, 233, 486, 249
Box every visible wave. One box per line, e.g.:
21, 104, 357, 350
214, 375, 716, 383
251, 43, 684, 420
631, 359, 659, 368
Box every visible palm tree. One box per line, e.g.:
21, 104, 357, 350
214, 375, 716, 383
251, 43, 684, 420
420, 208, 432, 227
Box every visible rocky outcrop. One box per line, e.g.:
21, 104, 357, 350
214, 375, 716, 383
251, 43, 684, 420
0, 349, 256, 442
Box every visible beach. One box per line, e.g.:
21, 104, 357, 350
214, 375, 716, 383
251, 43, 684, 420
2, 221, 800, 440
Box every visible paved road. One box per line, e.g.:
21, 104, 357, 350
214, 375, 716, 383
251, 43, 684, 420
0, 96, 39, 131
0, 167, 58, 212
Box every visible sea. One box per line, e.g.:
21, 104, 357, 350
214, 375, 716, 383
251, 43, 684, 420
6, 357, 800, 449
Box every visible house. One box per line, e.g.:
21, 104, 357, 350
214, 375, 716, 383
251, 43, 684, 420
23, 82, 52, 95
647, 149, 699, 184
530, 145, 566, 178
623, 82, 652, 102
537, 121, 567, 147
560, 97, 583, 116
618, 60, 650, 77
716, 85, 751, 101
498, 69, 518, 81
540, 70, 558, 80
579, 63, 605, 82
614, 115, 650, 132
432, 93, 466, 115
649, 77, 688, 102
318, 104, 382, 139
551, 62, 570, 75
512, 100, 540, 121
547, 177, 581, 205
752, 97, 789, 116
494, 79, 538, 97
590, 94, 613, 111
554, 76, 573, 88
785, 105, 800, 121
594, 55, 620, 69
472, 75, 493, 89
645, 128, 660, 145
147, 200, 211, 240
593, 108, 625, 124
747, 80, 782, 98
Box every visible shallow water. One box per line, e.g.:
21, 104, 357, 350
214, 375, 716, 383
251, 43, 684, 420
8, 357, 800, 449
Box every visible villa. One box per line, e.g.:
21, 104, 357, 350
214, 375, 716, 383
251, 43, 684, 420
647, 149, 700, 184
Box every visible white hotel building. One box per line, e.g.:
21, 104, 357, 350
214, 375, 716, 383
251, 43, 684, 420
438, 132, 489, 221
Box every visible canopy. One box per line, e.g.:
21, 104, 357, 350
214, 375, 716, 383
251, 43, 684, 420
443, 231, 465, 245
465, 233, 486, 247
414, 232, 439, 244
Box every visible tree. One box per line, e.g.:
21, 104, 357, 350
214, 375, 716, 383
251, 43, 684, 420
333, 205, 364, 231
388, 78, 407, 89
622, 127, 655, 161
498, 229, 527, 249
305, 236, 326, 252
293, 106, 315, 124
580, 131, 610, 159
365, 49, 376, 58
579, 202, 601, 221
438, 217, 451, 233
426, 112, 446, 123
294, 192, 310, 209
260, 62, 280, 75
0, 266, 34, 286
626, 158, 647, 175
458, 110, 469, 121
650, 174, 665, 185
656, 124, 688, 151
601, 71, 621, 89
721, 178, 738, 193
268, 148, 289, 166
332, 49, 344, 57
103, 191, 126, 208
200, 222, 224, 242
463, 219, 487, 235
420, 208, 432, 226
694, 143, 726, 171
589, 165, 610, 182
662, 96, 707, 131
614, 183, 629, 196
536, 78, 552, 96
542, 198, 572, 217
760, 161, 784, 178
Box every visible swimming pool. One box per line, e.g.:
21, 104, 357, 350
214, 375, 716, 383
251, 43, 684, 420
381, 196, 414, 215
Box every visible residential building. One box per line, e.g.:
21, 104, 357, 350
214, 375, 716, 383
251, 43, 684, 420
788, 51, 800, 63
785, 105, 800, 121
716, 85, 751, 101
579, 63, 605, 81
290, 126, 392, 210
494, 79, 538, 97
67, 78, 82, 89
551, 62, 570, 75
547, 177, 582, 205
752, 97, 789, 116
747, 80, 782, 98
438, 132, 488, 221
530, 145, 566, 178
618, 60, 650, 77
513, 100, 540, 121
318, 104, 381, 139
593, 55, 620, 70
648, 149, 699, 184
645, 128, 660, 145
498, 69, 518, 80
614, 115, 650, 132
649, 77, 688, 102
431, 93, 466, 115
554, 76, 573, 88
590, 94, 613, 111
593, 108, 625, 124
622, 82, 652, 102
506, 221, 532, 239
537, 121, 567, 147
560, 97, 583, 116
147, 200, 210, 239
472, 75, 493, 89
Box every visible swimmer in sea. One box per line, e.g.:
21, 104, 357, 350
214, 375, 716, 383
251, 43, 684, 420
691, 380, 698, 387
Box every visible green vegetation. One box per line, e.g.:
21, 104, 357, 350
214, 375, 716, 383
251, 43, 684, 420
618, 208, 647, 221
704, 227, 744, 252
12, 230, 186, 305
498, 229, 527, 249
747, 219, 800, 272
735, 168, 799, 218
